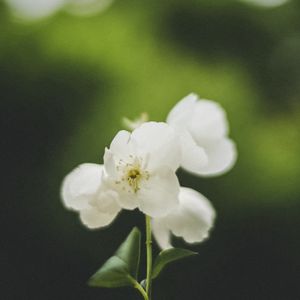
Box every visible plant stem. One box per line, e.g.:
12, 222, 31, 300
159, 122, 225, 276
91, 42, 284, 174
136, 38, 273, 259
145, 215, 153, 299
133, 280, 149, 300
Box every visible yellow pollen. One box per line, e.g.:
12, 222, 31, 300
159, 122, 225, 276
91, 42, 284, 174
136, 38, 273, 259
116, 157, 150, 194
127, 168, 141, 192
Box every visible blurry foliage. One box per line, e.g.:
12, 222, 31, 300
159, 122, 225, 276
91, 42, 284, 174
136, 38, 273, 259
1, 0, 300, 299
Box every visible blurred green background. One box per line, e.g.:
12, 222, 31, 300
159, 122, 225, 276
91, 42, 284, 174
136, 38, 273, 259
1, 0, 300, 299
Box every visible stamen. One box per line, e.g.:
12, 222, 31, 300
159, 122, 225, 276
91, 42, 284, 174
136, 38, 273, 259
127, 168, 142, 193
115, 156, 150, 193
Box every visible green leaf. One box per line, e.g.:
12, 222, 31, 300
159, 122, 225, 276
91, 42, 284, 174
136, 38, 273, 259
152, 248, 197, 279
88, 227, 141, 288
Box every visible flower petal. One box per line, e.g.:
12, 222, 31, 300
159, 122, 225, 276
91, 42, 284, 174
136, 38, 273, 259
167, 94, 236, 176
180, 130, 208, 173
104, 130, 136, 179
166, 93, 198, 125
131, 122, 181, 171
103, 148, 118, 179
167, 187, 216, 244
92, 188, 121, 213
152, 187, 216, 249
188, 99, 229, 142
61, 163, 103, 211
114, 190, 139, 210
79, 208, 119, 229
109, 130, 132, 156
137, 167, 180, 217
152, 218, 172, 250
80, 183, 121, 229
195, 138, 237, 176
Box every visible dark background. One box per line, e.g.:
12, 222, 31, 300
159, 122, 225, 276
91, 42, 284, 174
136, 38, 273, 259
1, 0, 300, 299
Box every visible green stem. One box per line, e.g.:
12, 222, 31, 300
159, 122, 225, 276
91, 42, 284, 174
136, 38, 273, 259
133, 280, 149, 300
145, 215, 153, 299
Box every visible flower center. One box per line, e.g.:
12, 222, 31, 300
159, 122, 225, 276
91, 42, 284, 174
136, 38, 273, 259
115, 156, 150, 194
126, 168, 142, 192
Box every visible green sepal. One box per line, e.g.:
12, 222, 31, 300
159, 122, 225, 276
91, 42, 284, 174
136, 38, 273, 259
152, 248, 197, 279
88, 227, 141, 288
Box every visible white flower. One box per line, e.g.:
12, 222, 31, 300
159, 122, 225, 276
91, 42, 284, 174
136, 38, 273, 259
5, 0, 113, 20
61, 163, 121, 229
167, 93, 237, 176
103, 122, 181, 218
61, 122, 181, 229
152, 187, 216, 250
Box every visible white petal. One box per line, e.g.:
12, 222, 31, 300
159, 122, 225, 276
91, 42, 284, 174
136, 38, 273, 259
109, 130, 132, 158
103, 148, 118, 179
103, 131, 136, 179
131, 122, 181, 171
79, 208, 119, 229
167, 95, 236, 176
166, 93, 198, 125
114, 190, 139, 210
61, 163, 103, 211
188, 100, 229, 142
195, 138, 237, 176
152, 219, 172, 250
137, 168, 180, 218
152, 187, 216, 249
101, 162, 139, 210
167, 187, 216, 244
180, 130, 208, 173
80, 186, 121, 229
92, 188, 121, 214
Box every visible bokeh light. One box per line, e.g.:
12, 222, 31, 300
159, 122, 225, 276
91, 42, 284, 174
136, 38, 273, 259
239, 0, 290, 8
